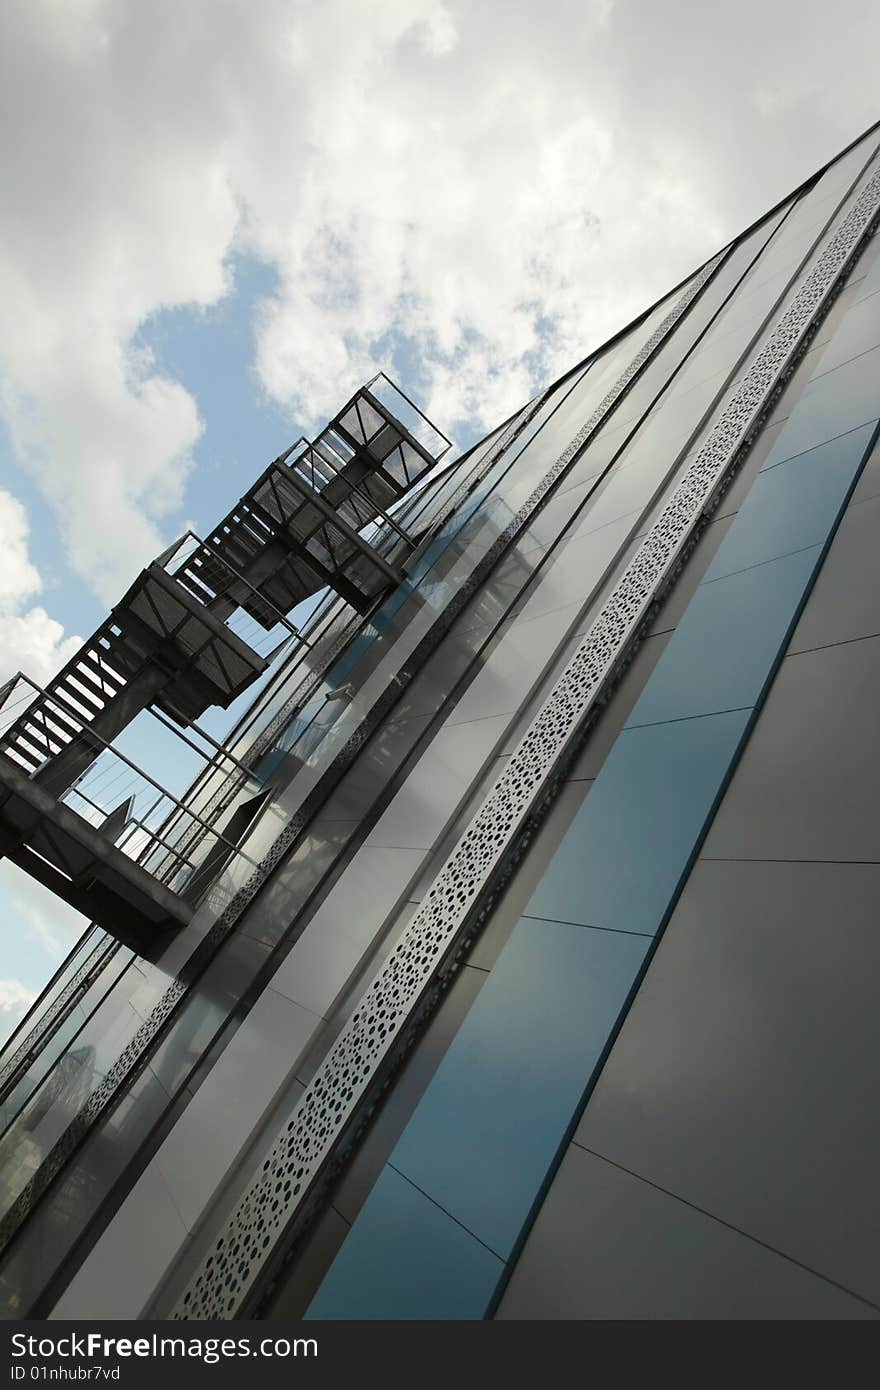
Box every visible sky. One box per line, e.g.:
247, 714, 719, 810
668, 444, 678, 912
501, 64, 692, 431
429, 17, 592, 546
0, 0, 878, 1040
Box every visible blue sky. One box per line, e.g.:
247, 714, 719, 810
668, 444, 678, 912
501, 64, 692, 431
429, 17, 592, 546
1, 254, 290, 645
1, 0, 878, 1040
0, 252, 299, 1031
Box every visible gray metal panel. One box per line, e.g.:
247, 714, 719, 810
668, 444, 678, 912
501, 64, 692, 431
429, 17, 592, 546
851, 435, 880, 504
787, 491, 880, 652
702, 635, 880, 862
497, 1143, 877, 1320
364, 715, 513, 851
50, 1163, 190, 1321
152, 991, 318, 1233
575, 858, 880, 1306
269, 846, 428, 1019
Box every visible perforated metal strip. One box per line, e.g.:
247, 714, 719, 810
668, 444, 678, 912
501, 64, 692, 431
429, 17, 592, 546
174, 159, 880, 1319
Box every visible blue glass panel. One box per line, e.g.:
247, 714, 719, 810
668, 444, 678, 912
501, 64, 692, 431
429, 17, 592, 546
390, 917, 649, 1260
706, 423, 877, 582
627, 547, 821, 726
759, 345, 880, 469
526, 709, 752, 936
305, 1165, 502, 1320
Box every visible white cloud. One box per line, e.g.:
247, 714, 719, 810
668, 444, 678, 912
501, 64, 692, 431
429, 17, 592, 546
0, 607, 81, 689
0, 977, 37, 1040
0, 0, 226, 603
0, 0, 878, 607
0, 489, 41, 613
0, 489, 81, 685
0, 861, 86, 963
0, 978, 36, 1015
0, 864, 87, 1046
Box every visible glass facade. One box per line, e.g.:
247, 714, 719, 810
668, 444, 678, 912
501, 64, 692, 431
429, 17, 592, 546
2, 120, 880, 1322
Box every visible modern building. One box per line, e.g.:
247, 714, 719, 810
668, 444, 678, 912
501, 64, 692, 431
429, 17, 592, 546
1, 117, 880, 1321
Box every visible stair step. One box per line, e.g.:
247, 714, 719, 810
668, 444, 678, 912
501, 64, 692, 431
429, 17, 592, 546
58, 673, 106, 713
0, 738, 41, 772
24, 713, 72, 750
183, 554, 228, 597
71, 661, 121, 703
76, 649, 125, 694
10, 725, 59, 765
21, 713, 67, 749
176, 567, 217, 606
41, 683, 98, 729
37, 701, 82, 741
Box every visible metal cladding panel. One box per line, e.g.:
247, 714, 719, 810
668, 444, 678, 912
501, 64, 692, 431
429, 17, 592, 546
571, 856, 880, 1311
526, 709, 753, 936
788, 486, 880, 650
624, 547, 823, 724
385, 916, 650, 1259
497, 1142, 878, 1320
701, 633, 880, 865
705, 421, 879, 579
759, 341, 880, 467
306, 1167, 501, 1321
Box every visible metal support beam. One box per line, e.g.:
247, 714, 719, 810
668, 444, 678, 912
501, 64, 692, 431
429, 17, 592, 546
268, 463, 404, 586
